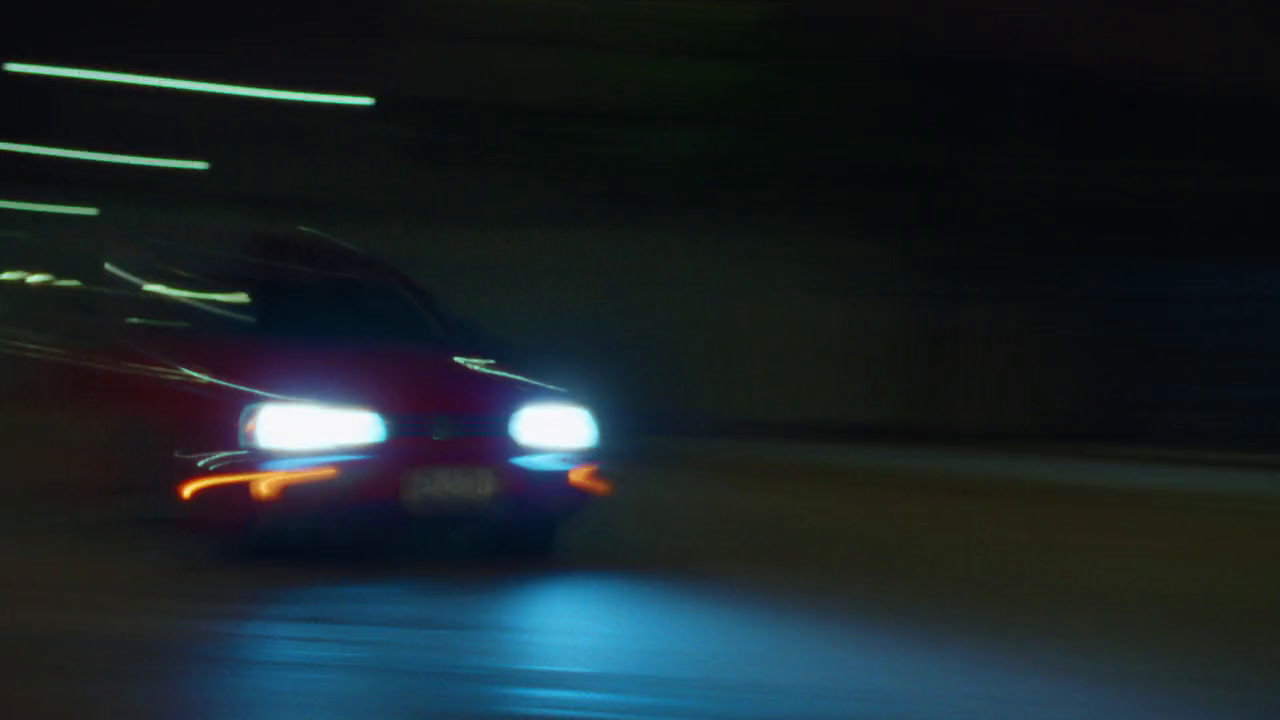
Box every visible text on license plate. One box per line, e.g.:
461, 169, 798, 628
401, 467, 498, 505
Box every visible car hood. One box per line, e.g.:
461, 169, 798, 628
131, 335, 566, 415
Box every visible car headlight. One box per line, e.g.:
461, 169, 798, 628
509, 403, 599, 450
242, 402, 388, 452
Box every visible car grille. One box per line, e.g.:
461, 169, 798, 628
389, 414, 507, 441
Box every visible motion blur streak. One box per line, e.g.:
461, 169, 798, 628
0, 141, 209, 170
2, 62, 377, 105
453, 356, 566, 392
1, 272, 79, 285
178, 474, 257, 500
568, 463, 613, 496
249, 466, 342, 501
171, 365, 296, 400
140, 283, 250, 303
103, 263, 256, 323
0, 198, 99, 215
177, 466, 340, 501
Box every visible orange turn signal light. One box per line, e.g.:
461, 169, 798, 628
567, 463, 613, 496
178, 466, 340, 502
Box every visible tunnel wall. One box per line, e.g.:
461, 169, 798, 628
325, 218, 1280, 444
14, 206, 1280, 445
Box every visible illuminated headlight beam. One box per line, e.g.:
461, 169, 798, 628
243, 403, 388, 452
0, 141, 208, 170
0, 198, 99, 216
509, 403, 599, 451
3, 62, 377, 106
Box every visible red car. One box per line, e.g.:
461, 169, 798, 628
0, 227, 610, 555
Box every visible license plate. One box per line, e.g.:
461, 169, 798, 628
401, 467, 498, 507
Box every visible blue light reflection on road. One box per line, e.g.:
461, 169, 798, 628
175, 572, 1207, 720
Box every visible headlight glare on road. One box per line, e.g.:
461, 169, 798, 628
509, 403, 599, 450
243, 402, 387, 452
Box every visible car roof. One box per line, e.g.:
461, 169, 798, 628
109, 226, 385, 279
4, 223, 384, 280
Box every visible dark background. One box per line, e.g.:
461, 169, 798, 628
3, 1, 1280, 443
4, 9, 1280, 718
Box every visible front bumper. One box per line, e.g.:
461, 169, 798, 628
175, 447, 609, 528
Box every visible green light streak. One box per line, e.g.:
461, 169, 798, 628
173, 365, 300, 401
141, 283, 251, 304
452, 356, 565, 392
1, 270, 29, 280
125, 317, 190, 327
24, 273, 53, 284
0, 141, 209, 170
105, 263, 253, 323
0, 198, 99, 216
52, 279, 82, 286
3, 62, 377, 106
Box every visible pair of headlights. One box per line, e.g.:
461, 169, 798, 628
241, 401, 599, 452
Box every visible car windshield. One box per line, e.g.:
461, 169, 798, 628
243, 273, 449, 342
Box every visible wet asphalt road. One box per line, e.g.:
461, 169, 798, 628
3, 437, 1279, 719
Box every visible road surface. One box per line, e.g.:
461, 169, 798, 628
2, 435, 1278, 719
